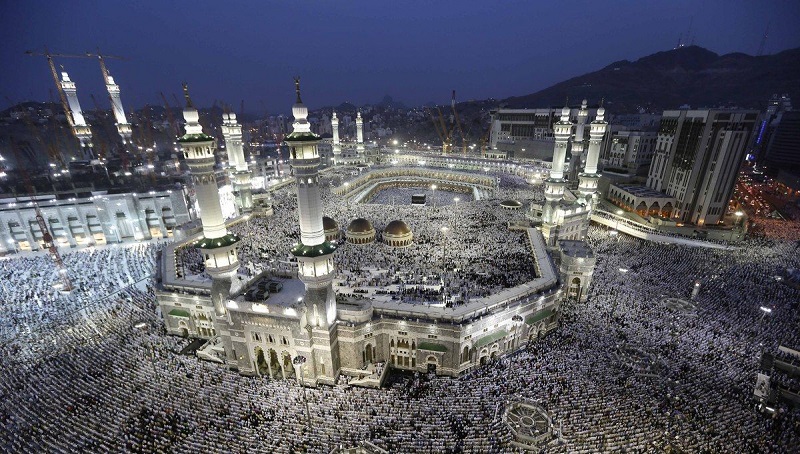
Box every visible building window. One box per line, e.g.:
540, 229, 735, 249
252, 332, 261, 342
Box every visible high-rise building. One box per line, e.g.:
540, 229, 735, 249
487, 106, 600, 162
603, 130, 657, 174
763, 110, 800, 173
646, 109, 758, 225
755, 94, 792, 167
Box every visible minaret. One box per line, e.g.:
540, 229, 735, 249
287, 78, 339, 385
568, 100, 588, 187
104, 73, 133, 145
355, 111, 365, 156
541, 105, 573, 245
60, 71, 94, 159
579, 103, 608, 207
178, 83, 240, 363
221, 112, 253, 213
331, 111, 341, 163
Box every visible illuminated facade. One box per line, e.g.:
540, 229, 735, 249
155, 84, 592, 386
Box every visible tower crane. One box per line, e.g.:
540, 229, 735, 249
428, 106, 453, 154
24, 48, 80, 137
9, 136, 73, 291
450, 90, 468, 155
89, 94, 111, 161
160, 92, 180, 138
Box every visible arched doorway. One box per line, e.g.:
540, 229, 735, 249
569, 277, 582, 300
479, 348, 489, 365
461, 346, 470, 363
282, 352, 295, 379
649, 202, 660, 217
661, 202, 673, 218
364, 343, 375, 364
635, 202, 648, 217
426, 355, 438, 373
269, 349, 280, 379
255, 347, 269, 376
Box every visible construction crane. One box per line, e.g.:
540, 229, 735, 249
8, 92, 67, 169
86, 48, 125, 83
24, 48, 80, 137
8, 136, 73, 291
427, 104, 454, 154
160, 92, 180, 138
757, 22, 770, 56
450, 90, 468, 155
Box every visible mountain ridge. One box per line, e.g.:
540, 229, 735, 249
500, 45, 800, 112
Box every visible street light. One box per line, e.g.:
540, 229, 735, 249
431, 184, 437, 207
511, 314, 524, 349
613, 209, 624, 235
292, 355, 312, 426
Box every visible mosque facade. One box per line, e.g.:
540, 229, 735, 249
0, 189, 189, 253
155, 84, 597, 386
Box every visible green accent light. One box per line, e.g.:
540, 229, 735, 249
169, 308, 190, 317
525, 309, 554, 325
285, 131, 320, 142
195, 233, 240, 249
178, 133, 214, 143
291, 240, 337, 257
417, 342, 448, 352
475, 330, 508, 348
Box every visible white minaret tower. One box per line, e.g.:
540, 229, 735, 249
331, 111, 341, 163
178, 83, 240, 363
568, 100, 588, 187
60, 71, 95, 159
579, 103, 608, 207
287, 78, 339, 385
541, 105, 573, 245
105, 74, 133, 145
355, 111, 365, 156
221, 112, 253, 213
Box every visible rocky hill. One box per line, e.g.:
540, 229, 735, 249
501, 46, 800, 112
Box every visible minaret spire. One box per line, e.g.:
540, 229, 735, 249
286, 79, 340, 385
182, 82, 194, 108
294, 76, 302, 104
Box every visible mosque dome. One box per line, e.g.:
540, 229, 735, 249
382, 220, 413, 248
384, 220, 411, 236
323, 216, 338, 231
346, 218, 376, 245
347, 218, 373, 233
500, 200, 523, 210
323, 216, 341, 242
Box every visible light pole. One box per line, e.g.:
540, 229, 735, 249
440, 226, 449, 270
759, 306, 772, 323
292, 355, 312, 426
431, 184, 437, 208
733, 211, 744, 240
511, 314, 524, 350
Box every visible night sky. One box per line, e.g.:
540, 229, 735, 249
3, 1, 799, 112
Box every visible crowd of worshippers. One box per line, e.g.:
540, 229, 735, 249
225, 171, 545, 306
3, 163, 798, 452
1, 220, 799, 452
